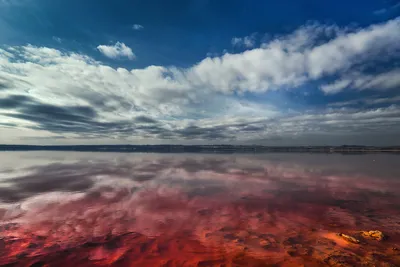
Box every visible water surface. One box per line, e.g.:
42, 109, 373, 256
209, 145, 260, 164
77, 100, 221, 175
0, 152, 399, 266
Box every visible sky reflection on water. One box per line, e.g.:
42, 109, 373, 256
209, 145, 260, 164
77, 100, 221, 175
0, 152, 399, 266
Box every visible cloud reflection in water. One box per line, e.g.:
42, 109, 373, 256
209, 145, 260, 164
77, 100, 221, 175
0, 152, 399, 266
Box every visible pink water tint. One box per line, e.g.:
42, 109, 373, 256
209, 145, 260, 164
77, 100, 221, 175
0, 152, 399, 266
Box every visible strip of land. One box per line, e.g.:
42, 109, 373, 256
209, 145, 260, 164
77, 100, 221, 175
0, 145, 399, 153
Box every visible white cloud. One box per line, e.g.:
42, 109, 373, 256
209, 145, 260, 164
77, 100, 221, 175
97, 42, 135, 60
132, 24, 144, 30
306, 19, 400, 79
352, 69, 400, 90
321, 69, 400, 94
193, 18, 400, 94
1, 18, 400, 144
243, 36, 255, 48
320, 79, 352, 94
365, 96, 400, 105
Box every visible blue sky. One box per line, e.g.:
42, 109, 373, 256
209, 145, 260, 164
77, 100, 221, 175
0, 0, 400, 145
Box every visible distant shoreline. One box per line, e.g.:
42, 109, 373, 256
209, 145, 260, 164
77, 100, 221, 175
0, 145, 399, 154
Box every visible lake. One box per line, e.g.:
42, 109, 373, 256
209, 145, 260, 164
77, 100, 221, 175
0, 152, 399, 266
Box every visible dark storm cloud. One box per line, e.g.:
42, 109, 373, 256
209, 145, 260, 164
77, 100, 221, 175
240, 125, 266, 132
0, 123, 17, 128
0, 75, 34, 91
134, 116, 158, 124
0, 94, 97, 120
28, 103, 97, 120
0, 95, 33, 109
0, 81, 9, 90
0, 72, 253, 143
22, 135, 67, 140
0, 94, 138, 136
78, 92, 139, 114
0, 77, 21, 91
0, 94, 177, 138
134, 108, 400, 144
173, 125, 231, 140
1, 91, 400, 145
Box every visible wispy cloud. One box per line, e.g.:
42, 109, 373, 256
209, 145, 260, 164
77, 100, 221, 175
0, 0, 30, 6
373, 2, 400, 15
97, 42, 135, 60
321, 69, 400, 94
231, 33, 257, 48
329, 95, 400, 107
52, 36, 62, 43
374, 8, 388, 15
132, 24, 144, 30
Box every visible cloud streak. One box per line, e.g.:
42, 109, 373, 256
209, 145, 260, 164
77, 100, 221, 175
321, 69, 400, 94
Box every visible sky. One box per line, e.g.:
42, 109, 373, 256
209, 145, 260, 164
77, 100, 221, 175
0, 0, 400, 146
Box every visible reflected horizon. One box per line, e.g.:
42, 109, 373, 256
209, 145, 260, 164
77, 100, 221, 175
0, 152, 399, 266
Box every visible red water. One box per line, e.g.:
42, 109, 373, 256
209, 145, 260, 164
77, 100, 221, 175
0, 153, 399, 266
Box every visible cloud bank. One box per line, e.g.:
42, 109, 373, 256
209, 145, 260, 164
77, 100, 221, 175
0, 18, 400, 144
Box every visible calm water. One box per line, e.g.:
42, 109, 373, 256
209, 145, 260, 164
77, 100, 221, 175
0, 152, 399, 266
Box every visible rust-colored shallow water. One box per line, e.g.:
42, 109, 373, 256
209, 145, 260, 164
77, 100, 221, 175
0, 152, 399, 266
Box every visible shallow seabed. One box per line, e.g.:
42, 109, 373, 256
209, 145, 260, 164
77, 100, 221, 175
0, 152, 399, 266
